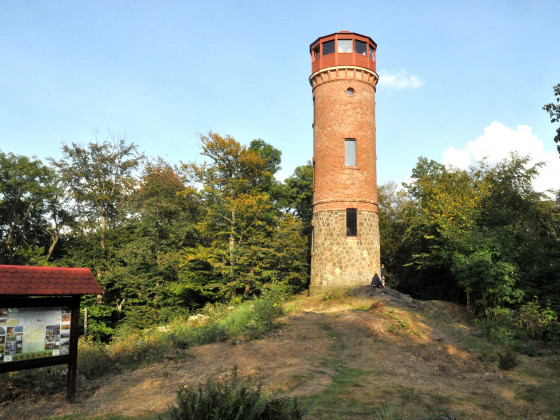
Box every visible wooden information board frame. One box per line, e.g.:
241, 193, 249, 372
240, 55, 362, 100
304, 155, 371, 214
0, 296, 81, 401
0, 265, 102, 402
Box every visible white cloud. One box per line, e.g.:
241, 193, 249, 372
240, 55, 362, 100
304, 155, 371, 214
442, 121, 560, 194
378, 70, 423, 90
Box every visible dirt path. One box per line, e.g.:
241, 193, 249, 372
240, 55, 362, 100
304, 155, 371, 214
1, 288, 559, 419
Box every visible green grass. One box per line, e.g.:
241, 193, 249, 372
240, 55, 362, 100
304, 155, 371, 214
302, 323, 372, 418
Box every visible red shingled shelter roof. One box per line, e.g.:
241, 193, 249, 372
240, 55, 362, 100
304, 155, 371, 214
0, 265, 103, 296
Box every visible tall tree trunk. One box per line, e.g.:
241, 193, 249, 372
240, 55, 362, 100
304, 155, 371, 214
229, 210, 235, 267
100, 214, 106, 250
46, 233, 59, 261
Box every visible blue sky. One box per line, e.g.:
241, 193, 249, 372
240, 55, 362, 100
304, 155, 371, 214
1, 0, 559, 191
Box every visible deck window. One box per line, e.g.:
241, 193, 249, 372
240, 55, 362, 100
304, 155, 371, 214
313, 45, 320, 60
356, 40, 367, 55
338, 39, 353, 53
323, 40, 335, 55
369, 45, 375, 61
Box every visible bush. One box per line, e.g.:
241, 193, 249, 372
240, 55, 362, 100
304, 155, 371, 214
476, 340, 498, 364
0, 366, 67, 402
166, 368, 306, 420
78, 338, 115, 379
498, 347, 519, 371
519, 297, 558, 341
545, 321, 560, 346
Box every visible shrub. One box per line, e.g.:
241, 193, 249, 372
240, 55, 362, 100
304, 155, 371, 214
166, 368, 305, 420
519, 297, 558, 341
476, 340, 498, 364
498, 347, 519, 371
476, 310, 516, 345
78, 338, 115, 379
0, 366, 67, 402
545, 321, 560, 346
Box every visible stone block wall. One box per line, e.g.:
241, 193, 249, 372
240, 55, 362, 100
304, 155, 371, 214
309, 210, 380, 295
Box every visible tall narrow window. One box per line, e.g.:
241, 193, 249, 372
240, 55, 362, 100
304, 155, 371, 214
312, 159, 316, 190
369, 45, 375, 61
345, 138, 356, 167
346, 208, 357, 237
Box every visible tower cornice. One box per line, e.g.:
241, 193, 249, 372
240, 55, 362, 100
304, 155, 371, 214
309, 66, 378, 89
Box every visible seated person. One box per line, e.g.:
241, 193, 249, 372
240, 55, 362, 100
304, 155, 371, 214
371, 273, 384, 288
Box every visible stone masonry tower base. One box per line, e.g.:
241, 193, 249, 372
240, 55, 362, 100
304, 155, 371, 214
309, 210, 379, 295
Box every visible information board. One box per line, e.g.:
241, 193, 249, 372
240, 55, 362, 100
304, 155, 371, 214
0, 307, 71, 364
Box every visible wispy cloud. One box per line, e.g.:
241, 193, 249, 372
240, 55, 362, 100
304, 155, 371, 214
442, 121, 560, 195
378, 70, 424, 90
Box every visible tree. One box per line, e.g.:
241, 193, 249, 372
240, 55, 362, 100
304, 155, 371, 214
283, 162, 314, 278
543, 83, 560, 154
0, 152, 65, 264
388, 153, 560, 316
114, 159, 202, 327
378, 181, 408, 270
182, 133, 308, 300
49, 138, 143, 244
49, 137, 143, 340
284, 162, 313, 233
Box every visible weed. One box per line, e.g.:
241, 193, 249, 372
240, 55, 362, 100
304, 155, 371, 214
476, 340, 498, 364
388, 319, 409, 335
498, 347, 519, 371
78, 339, 115, 379
0, 366, 67, 402
166, 368, 306, 420
374, 402, 400, 419
321, 289, 345, 302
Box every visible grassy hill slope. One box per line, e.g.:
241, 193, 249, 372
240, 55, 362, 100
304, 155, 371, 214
1, 287, 559, 419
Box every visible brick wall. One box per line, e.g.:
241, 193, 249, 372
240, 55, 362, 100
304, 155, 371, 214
311, 67, 378, 213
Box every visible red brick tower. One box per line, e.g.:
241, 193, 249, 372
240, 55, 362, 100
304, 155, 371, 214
309, 31, 380, 295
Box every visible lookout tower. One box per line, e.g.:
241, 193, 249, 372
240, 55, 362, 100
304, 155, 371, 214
309, 31, 380, 295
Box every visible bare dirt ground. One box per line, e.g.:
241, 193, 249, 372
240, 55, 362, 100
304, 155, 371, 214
1, 287, 559, 419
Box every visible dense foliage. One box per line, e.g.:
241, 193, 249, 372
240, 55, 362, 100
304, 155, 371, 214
3, 87, 560, 345
378, 154, 560, 344
543, 83, 560, 154
0, 134, 311, 340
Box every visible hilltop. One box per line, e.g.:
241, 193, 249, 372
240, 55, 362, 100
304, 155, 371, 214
1, 287, 559, 419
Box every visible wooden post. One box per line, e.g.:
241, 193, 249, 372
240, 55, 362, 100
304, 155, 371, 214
83, 307, 88, 339
67, 296, 81, 402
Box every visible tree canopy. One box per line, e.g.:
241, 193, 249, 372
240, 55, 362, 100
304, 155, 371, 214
543, 83, 560, 154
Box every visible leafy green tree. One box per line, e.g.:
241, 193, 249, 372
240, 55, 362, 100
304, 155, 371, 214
284, 162, 313, 234
543, 83, 560, 154
390, 153, 560, 317
182, 133, 308, 300
49, 137, 143, 340
378, 181, 408, 271
49, 138, 143, 242
114, 159, 202, 327
397, 158, 479, 301
0, 152, 65, 265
